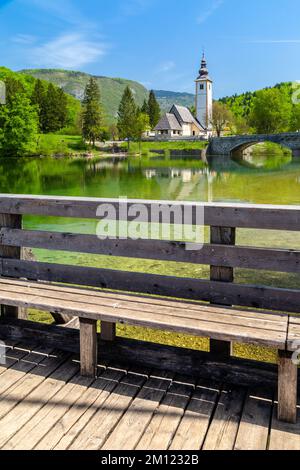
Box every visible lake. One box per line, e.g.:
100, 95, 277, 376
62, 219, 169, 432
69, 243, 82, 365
2, 152, 300, 355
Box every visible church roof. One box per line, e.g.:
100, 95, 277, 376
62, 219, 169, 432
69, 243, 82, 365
197, 53, 212, 81
154, 113, 182, 131
171, 105, 205, 131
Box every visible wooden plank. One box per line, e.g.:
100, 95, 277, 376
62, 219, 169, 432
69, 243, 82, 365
0, 278, 289, 327
0, 282, 289, 348
0, 195, 299, 230
278, 351, 298, 423
101, 321, 116, 342
286, 316, 300, 351
38, 366, 126, 450
101, 371, 173, 450
68, 369, 148, 450
3, 228, 300, 273
0, 344, 55, 402
0, 342, 31, 378
3, 370, 95, 450
3, 259, 300, 314
234, 388, 273, 450
79, 318, 97, 378
170, 381, 220, 450
210, 226, 235, 356
269, 405, 300, 450
0, 279, 288, 332
0, 356, 77, 448
0, 319, 279, 388
136, 376, 195, 450
0, 213, 22, 319
202, 387, 246, 450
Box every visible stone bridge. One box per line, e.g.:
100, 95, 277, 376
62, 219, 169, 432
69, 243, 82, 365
207, 132, 300, 157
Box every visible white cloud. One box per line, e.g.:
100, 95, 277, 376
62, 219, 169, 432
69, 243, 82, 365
197, 0, 223, 24
31, 33, 108, 69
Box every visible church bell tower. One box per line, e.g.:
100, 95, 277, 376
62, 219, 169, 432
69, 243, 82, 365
195, 54, 213, 131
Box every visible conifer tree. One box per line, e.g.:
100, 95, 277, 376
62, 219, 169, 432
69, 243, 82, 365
141, 99, 149, 115
148, 90, 161, 128
82, 77, 103, 147
31, 79, 46, 131
42, 83, 62, 133
117, 86, 137, 150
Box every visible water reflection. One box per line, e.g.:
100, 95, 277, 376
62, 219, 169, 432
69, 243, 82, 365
0, 153, 300, 206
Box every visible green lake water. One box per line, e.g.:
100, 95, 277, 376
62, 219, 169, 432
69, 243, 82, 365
1, 152, 300, 356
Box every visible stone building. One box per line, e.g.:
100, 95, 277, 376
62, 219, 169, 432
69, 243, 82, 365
154, 54, 213, 139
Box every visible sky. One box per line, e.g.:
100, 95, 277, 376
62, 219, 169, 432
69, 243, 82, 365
1, 0, 300, 98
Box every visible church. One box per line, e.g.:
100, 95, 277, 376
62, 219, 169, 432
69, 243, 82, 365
154, 54, 213, 139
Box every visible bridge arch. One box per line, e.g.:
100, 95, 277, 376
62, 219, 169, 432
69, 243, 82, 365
229, 139, 292, 156
208, 132, 300, 157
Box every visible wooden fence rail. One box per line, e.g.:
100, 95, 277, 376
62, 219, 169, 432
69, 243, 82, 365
0, 194, 299, 354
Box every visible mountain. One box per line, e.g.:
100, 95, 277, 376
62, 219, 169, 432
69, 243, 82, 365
154, 90, 195, 112
19, 69, 197, 121
19, 69, 149, 123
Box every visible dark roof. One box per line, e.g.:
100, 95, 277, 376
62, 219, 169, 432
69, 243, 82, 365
154, 113, 182, 131
197, 53, 212, 81
170, 105, 205, 131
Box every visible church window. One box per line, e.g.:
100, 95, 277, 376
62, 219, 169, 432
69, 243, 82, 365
200, 84, 204, 90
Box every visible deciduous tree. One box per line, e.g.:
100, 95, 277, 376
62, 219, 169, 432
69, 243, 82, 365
249, 88, 292, 134
211, 102, 233, 137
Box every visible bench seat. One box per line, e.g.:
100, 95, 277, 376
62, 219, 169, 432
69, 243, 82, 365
0, 277, 297, 424
0, 277, 289, 349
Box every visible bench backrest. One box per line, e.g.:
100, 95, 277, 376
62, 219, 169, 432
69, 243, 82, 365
0, 194, 299, 314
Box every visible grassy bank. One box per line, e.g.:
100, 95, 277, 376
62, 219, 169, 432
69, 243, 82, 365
123, 140, 208, 155
250, 142, 292, 156
36, 134, 87, 156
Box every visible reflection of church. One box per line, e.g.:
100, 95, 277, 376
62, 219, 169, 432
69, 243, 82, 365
154, 55, 213, 139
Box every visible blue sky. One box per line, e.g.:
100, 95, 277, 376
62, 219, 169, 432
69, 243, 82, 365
1, 0, 300, 98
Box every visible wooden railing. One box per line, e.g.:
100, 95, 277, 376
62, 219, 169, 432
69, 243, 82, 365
0, 194, 299, 356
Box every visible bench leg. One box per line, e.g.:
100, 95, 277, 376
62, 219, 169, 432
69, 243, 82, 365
80, 318, 98, 378
101, 321, 116, 342
278, 350, 298, 424
210, 339, 232, 356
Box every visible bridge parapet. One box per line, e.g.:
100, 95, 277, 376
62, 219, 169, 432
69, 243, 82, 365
208, 132, 300, 156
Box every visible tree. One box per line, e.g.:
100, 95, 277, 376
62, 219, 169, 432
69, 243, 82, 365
56, 88, 68, 130
109, 123, 119, 141
249, 88, 292, 134
0, 77, 38, 156
82, 78, 103, 147
291, 104, 300, 131
133, 112, 150, 154
117, 86, 137, 150
211, 102, 233, 137
148, 90, 161, 128
141, 99, 149, 115
42, 83, 64, 133
31, 79, 46, 131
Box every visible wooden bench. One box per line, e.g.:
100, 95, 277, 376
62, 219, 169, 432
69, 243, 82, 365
0, 195, 299, 423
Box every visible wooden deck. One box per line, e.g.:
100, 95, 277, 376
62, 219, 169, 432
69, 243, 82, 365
0, 340, 299, 451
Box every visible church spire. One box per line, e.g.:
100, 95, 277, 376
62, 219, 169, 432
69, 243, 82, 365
198, 53, 209, 79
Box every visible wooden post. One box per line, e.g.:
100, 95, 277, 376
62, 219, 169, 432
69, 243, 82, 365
278, 350, 298, 423
210, 226, 236, 356
101, 321, 116, 342
0, 213, 22, 319
79, 318, 98, 377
